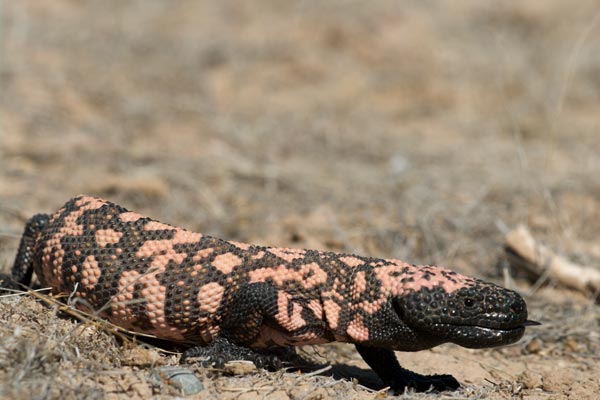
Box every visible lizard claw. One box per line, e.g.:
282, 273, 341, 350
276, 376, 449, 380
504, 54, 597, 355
390, 373, 460, 393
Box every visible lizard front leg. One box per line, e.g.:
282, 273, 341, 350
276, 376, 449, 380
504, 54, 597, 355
355, 344, 459, 392
183, 282, 328, 369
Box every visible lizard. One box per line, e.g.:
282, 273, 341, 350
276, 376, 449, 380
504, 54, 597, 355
2, 195, 539, 392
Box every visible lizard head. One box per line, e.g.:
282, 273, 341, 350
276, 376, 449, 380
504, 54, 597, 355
381, 265, 539, 349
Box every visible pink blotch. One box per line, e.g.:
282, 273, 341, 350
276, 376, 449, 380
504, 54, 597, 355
212, 253, 242, 274
136, 240, 187, 269
346, 314, 369, 342
402, 265, 472, 294
109, 270, 141, 330
323, 299, 342, 330
351, 270, 367, 300
81, 255, 101, 289
75, 196, 108, 210
249, 262, 327, 289
299, 262, 328, 289
172, 229, 203, 244
230, 241, 251, 251
192, 248, 214, 261
144, 220, 175, 231
198, 282, 225, 314
267, 247, 307, 263
95, 229, 123, 247
339, 256, 364, 268
307, 299, 323, 320
120, 211, 144, 222
274, 291, 306, 331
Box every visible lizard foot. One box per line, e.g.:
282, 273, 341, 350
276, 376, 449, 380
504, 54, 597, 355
390, 369, 460, 393
355, 344, 460, 393
180, 337, 288, 370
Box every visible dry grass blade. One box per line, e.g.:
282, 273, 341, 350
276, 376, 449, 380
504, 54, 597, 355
296, 364, 332, 378
23, 288, 136, 344
13, 288, 180, 356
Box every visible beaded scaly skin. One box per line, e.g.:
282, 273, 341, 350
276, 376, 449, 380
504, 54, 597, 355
6, 195, 539, 392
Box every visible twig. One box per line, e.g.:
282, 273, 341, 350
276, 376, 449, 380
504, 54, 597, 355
505, 225, 600, 297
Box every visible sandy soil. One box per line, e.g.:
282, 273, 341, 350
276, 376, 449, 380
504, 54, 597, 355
1, 1, 600, 399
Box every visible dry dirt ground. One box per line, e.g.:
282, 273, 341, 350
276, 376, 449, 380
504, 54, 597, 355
1, 1, 600, 399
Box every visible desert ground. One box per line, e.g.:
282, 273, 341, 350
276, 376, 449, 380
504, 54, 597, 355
1, 1, 600, 399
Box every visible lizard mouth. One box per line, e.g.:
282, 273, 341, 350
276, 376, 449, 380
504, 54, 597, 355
435, 320, 541, 349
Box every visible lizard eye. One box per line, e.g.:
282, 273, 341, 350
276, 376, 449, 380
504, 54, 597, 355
464, 298, 475, 307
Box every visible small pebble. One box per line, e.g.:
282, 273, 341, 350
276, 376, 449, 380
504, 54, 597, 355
519, 370, 543, 389
149, 366, 204, 396
525, 338, 542, 354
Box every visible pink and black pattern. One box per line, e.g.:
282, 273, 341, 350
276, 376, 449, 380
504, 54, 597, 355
7, 195, 539, 392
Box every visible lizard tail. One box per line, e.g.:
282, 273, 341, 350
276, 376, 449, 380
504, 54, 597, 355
10, 213, 50, 286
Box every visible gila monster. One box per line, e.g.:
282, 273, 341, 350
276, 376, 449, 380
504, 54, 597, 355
3, 195, 539, 392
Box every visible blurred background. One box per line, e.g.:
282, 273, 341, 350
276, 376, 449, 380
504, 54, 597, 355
1, 1, 599, 398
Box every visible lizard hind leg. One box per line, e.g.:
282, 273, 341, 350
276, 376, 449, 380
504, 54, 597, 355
181, 282, 311, 371
9, 213, 50, 287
